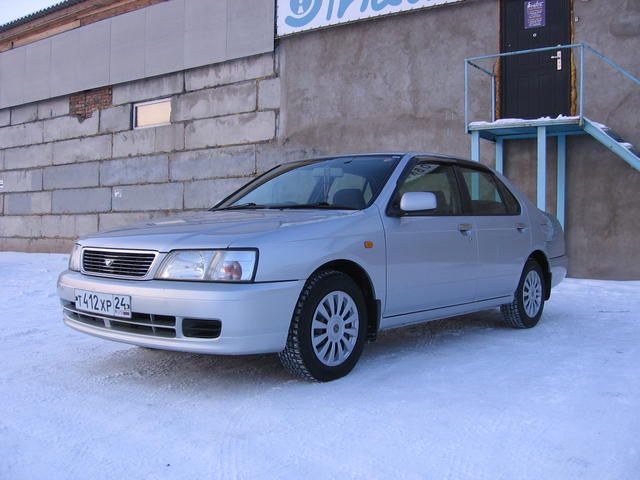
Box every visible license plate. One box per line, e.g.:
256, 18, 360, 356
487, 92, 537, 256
75, 289, 132, 319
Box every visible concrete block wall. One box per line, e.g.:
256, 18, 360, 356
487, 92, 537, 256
0, 53, 281, 253
275, 0, 639, 279
3, 0, 636, 280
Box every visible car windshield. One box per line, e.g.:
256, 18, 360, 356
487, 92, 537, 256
214, 155, 401, 211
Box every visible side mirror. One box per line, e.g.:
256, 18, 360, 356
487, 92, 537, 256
400, 192, 437, 212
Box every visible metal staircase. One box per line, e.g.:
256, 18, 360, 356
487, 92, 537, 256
464, 43, 640, 227
582, 119, 640, 171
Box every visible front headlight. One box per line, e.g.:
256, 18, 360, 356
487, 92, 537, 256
69, 244, 82, 272
156, 250, 258, 282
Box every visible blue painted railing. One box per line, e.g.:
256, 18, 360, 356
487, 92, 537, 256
464, 43, 640, 226
464, 43, 640, 130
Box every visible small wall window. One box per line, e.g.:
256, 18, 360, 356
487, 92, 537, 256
133, 98, 172, 129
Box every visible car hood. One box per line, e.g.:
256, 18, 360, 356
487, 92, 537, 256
79, 210, 358, 251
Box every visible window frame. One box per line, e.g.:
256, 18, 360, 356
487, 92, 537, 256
454, 165, 522, 217
132, 97, 172, 130
386, 158, 465, 217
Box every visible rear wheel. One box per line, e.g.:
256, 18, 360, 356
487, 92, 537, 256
501, 259, 545, 329
278, 270, 367, 381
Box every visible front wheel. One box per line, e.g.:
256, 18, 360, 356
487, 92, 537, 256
501, 259, 545, 329
278, 270, 367, 381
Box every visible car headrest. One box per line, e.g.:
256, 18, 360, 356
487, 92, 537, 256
333, 189, 366, 210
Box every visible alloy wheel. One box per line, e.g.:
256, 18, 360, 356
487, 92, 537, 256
522, 270, 543, 317
311, 291, 360, 367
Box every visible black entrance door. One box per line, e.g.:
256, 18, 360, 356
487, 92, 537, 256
500, 0, 572, 119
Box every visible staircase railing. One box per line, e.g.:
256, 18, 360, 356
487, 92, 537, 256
464, 43, 640, 131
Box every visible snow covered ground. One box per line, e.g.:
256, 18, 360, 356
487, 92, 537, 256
1, 252, 639, 480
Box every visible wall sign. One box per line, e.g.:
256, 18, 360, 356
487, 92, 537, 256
524, 0, 545, 29
277, 0, 465, 36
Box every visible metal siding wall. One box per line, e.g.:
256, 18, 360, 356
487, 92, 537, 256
0, 0, 275, 109
145, 0, 184, 77
80, 22, 112, 92
184, 0, 227, 67
24, 41, 51, 101
227, 0, 275, 60
1, 48, 25, 106
110, 9, 146, 84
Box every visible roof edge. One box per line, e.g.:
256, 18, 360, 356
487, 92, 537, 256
0, 0, 86, 33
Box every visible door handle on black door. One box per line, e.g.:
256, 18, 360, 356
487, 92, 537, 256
550, 50, 562, 71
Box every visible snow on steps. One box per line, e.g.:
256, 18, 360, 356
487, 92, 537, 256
469, 115, 580, 129
583, 118, 640, 171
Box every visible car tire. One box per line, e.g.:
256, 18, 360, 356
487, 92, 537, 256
278, 270, 368, 381
501, 259, 545, 329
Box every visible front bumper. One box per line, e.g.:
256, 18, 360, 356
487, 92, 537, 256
57, 270, 304, 355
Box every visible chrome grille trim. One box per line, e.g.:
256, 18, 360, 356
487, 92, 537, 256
81, 248, 158, 279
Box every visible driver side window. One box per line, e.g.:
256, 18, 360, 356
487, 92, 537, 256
396, 162, 461, 215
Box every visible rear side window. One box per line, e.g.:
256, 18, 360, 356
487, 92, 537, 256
458, 167, 520, 216
496, 179, 521, 215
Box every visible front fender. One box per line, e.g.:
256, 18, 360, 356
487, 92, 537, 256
245, 209, 387, 313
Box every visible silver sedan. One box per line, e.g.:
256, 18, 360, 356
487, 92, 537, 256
58, 153, 567, 381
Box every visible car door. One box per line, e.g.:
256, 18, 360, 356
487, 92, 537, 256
456, 166, 531, 300
382, 159, 478, 321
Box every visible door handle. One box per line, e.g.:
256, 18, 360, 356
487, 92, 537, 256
516, 222, 529, 232
458, 223, 473, 235
550, 50, 562, 71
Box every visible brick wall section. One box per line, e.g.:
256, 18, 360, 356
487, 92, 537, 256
70, 87, 113, 120
0, 52, 294, 253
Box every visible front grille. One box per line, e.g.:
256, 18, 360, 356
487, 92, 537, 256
64, 303, 176, 338
82, 248, 157, 278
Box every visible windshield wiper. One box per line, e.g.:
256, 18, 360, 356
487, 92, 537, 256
211, 203, 270, 211
270, 202, 358, 210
